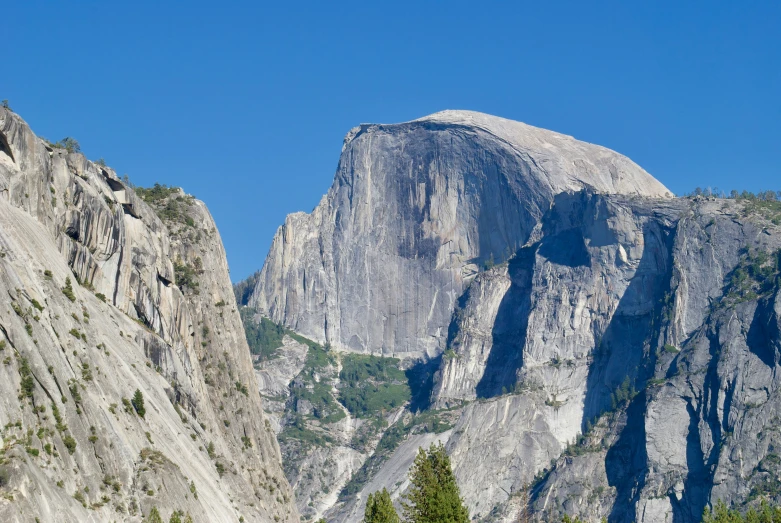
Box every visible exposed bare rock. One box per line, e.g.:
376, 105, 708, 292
241, 108, 781, 522
434, 193, 781, 522
249, 110, 672, 358
0, 107, 298, 522
330, 431, 452, 522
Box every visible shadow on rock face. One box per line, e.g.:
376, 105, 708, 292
538, 228, 591, 268
747, 292, 781, 368
582, 216, 675, 424
476, 245, 535, 399
580, 217, 675, 523
406, 354, 442, 413
605, 394, 649, 523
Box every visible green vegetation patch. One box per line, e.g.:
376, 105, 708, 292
240, 310, 286, 360
338, 354, 411, 418
62, 277, 76, 302
233, 271, 260, 306
739, 194, 781, 225
720, 248, 781, 308
701, 500, 781, 523
18, 358, 35, 399
239, 307, 329, 362
131, 389, 146, 418
278, 414, 335, 447
174, 261, 200, 291
610, 376, 638, 411
289, 344, 344, 423
134, 183, 197, 226
44, 137, 80, 153
301, 341, 335, 369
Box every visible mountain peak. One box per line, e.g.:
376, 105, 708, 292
365, 109, 672, 199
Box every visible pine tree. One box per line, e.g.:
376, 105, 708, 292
365, 488, 399, 523
132, 388, 146, 418
59, 137, 81, 154
146, 506, 163, 523
402, 442, 469, 523
62, 277, 76, 302
700, 500, 781, 523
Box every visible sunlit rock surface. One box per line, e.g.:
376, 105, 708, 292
0, 107, 299, 523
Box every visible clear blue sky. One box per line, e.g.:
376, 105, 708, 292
3, 1, 779, 281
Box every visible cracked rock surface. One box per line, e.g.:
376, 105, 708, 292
0, 107, 298, 522
249, 110, 672, 359
247, 111, 781, 522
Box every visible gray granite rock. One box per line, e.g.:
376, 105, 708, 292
249, 111, 672, 359
244, 110, 780, 522
438, 193, 781, 522
276, 190, 781, 522
0, 107, 298, 523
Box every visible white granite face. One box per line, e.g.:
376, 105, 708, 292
247, 111, 781, 523
0, 107, 298, 523
250, 110, 672, 360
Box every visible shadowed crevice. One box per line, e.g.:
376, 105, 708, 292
746, 290, 781, 368
406, 354, 442, 413
605, 393, 648, 523
672, 330, 726, 523
582, 219, 675, 427
476, 245, 535, 398
0, 129, 14, 163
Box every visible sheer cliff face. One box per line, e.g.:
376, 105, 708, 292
244, 109, 781, 523
0, 108, 298, 523
432, 193, 781, 522
315, 193, 781, 523
250, 110, 672, 357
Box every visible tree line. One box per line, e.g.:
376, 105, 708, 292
684, 187, 781, 200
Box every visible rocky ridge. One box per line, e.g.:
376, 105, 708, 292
0, 107, 298, 522
241, 111, 781, 522
249, 110, 672, 359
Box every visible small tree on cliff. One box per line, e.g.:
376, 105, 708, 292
402, 442, 469, 523
59, 137, 81, 153
364, 487, 399, 523
132, 389, 146, 418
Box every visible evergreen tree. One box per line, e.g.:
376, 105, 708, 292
59, 137, 81, 153
402, 442, 469, 523
365, 488, 399, 523
699, 500, 781, 523
146, 506, 163, 523
62, 277, 76, 302
132, 388, 146, 418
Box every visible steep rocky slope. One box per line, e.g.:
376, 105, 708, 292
0, 107, 298, 522
431, 192, 781, 522
243, 315, 417, 522
241, 110, 781, 522
249, 110, 672, 358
